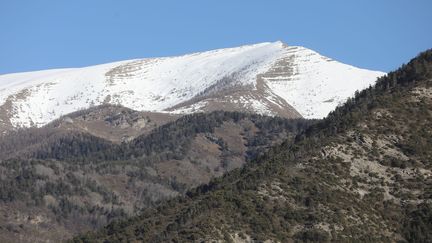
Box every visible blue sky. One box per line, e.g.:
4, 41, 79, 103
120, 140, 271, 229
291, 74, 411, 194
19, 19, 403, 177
0, 0, 431, 74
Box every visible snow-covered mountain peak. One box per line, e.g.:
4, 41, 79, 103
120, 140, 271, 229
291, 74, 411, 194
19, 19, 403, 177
0, 42, 385, 130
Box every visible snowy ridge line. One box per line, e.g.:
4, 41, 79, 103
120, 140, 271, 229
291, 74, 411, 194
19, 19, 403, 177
0, 41, 385, 128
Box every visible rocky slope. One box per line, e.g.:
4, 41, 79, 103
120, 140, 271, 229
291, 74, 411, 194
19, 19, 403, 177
72, 50, 432, 242
47, 104, 181, 143
0, 42, 384, 133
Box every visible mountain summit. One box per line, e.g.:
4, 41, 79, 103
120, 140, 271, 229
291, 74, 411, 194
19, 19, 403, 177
0, 42, 384, 131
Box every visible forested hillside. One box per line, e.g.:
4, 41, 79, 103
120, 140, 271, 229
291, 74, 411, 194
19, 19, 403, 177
0, 110, 313, 242
72, 50, 432, 242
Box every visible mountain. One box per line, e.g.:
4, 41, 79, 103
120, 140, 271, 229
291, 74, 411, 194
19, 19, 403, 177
0, 108, 314, 242
0, 41, 384, 133
46, 104, 181, 143
72, 50, 432, 242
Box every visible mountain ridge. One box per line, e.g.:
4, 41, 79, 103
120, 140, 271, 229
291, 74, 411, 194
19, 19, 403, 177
0, 41, 384, 132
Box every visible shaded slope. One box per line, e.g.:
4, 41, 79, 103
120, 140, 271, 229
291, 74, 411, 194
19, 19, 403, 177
72, 50, 432, 242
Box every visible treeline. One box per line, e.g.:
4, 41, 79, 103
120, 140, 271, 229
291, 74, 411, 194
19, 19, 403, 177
303, 49, 432, 140
0, 111, 315, 164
